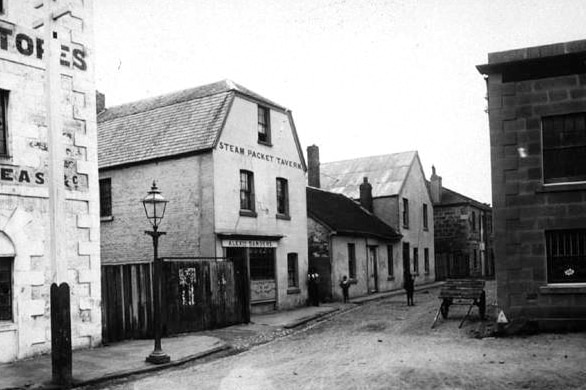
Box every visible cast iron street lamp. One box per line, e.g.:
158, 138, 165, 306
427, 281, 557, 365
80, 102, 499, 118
143, 181, 170, 364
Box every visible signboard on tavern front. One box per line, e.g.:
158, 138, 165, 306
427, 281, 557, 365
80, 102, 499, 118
222, 239, 278, 248
218, 141, 303, 170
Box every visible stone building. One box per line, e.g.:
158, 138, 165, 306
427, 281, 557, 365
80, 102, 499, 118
308, 146, 435, 288
307, 185, 401, 302
0, 0, 101, 362
429, 167, 494, 280
98, 80, 308, 316
477, 39, 586, 329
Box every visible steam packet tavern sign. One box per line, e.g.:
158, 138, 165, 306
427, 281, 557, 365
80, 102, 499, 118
222, 239, 278, 248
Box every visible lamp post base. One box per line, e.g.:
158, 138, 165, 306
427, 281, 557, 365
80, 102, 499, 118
145, 350, 170, 364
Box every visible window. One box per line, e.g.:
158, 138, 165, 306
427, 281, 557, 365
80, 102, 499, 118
257, 105, 270, 144
0, 258, 12, 321
471, 211, 476, 232
424, 248, 430, 275
546, 229, 586, 284
240, 170, 255, 214
348, 243, 356, 279
0, 90, 8, 157
413, 248, 419, 274
276, 178, 289, 216
99, 178, 112, 218
542, 112, 586, 184
287, 253, 298, 288
249, 248, 275, 280
387, 245, 394, 277
402, 198, 409, 228
423, 203, 428, 230
0, 0, 4, 14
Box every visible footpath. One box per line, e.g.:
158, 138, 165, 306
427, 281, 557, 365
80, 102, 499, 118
0, 282, 442, 390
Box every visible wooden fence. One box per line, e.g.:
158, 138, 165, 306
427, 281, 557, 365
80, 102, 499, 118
101, 258, 247, 343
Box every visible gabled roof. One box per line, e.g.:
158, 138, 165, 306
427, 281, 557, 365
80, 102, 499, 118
307, 187, 401, 241
432, 184, 491, 211
98, 79, 291, 169
320, 151, 418, 199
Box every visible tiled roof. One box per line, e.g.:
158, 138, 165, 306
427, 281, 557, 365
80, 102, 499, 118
320, 151, 417, 199
307, 187, 401, 241
98, 80, 285, 169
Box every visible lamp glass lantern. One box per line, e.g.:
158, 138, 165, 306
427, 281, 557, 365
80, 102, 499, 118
142, 181, 168, 229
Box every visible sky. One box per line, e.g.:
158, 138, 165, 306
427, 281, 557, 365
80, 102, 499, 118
94, 0, 586, 204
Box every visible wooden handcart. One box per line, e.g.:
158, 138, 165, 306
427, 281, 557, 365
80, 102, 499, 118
431, 279, 486, 328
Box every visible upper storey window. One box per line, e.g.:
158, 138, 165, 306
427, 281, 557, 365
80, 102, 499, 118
257, 105, 271, 145
542, 112, 586, 184
0, 1, 5, 15
0, 90, 8, 157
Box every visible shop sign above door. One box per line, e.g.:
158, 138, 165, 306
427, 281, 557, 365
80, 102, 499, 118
222, 239, 278, 248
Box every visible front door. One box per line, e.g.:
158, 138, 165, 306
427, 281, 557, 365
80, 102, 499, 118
402, 242, 410, 277
368, 246, 378, 293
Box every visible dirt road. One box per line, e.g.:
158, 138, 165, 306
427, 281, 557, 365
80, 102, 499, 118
92, 284, 586, 390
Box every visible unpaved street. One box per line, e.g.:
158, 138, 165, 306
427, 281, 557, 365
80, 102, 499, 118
95, 284, 586, 390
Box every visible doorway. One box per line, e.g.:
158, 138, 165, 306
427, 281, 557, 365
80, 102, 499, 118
368, 246, 378, 293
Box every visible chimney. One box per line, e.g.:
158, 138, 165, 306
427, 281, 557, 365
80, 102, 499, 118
307, 144, 320, 188
430, 165, 442, 204
359, 177, 373, 212
96, 90, 105, 114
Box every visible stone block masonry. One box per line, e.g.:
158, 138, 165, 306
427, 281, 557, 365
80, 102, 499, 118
479, 39, 586, 328
0, 0, 101, 362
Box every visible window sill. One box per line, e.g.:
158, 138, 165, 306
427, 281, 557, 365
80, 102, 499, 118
387, 276, 395, 281
287, 287, 300, 295
276, 214, 291, 221
0, 322, 17, 332
402, 225, 409, 230
349, 278, 358, 285
239, 210, 257, 218
423, 228, 429, 232
100, 216, 114, 222
257, 140, 273, 147
540, 284, 586, 295
536, 182, 586, 193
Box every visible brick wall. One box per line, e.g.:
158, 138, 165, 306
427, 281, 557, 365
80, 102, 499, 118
100, 153, 215, 264
482, 40, 586, 325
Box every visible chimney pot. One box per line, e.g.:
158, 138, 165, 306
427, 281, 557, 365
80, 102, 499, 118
359, 176, 373, 212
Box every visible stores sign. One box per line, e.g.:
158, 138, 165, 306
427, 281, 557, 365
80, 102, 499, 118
222, 240, 278, 248
0, 23, 87, 71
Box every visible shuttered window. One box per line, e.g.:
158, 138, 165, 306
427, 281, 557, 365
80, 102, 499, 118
542, 113, 586, 184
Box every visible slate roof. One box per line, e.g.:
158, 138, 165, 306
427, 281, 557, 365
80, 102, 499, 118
98, 80, 287, 169
434, 185, 491, 211
320, 151, 418, 199
307, 187, 401, 241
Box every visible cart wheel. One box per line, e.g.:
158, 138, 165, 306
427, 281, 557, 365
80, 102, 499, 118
478, 291, 486, 320
440, 299, 450, 319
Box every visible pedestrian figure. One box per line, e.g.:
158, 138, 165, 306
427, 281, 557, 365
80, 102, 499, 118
339, 275, 351, 303
307, 269, 320, 306
404, 273, 415, 306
